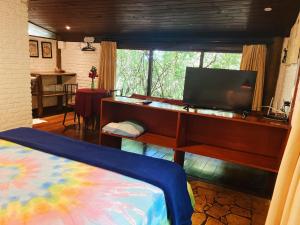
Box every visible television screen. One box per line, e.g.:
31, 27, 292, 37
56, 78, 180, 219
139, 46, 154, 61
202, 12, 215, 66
183, 67, 257, 112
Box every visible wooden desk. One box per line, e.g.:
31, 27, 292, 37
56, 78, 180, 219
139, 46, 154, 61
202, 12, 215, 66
99, 97, 291, 172
31, 72, 76, 116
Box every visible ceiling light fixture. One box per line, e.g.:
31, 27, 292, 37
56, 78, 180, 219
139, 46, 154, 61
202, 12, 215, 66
65, 25, 71, 30
264, 7, 272, 12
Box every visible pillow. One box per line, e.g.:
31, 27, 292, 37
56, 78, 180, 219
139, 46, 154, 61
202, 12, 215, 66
102, 121, 145, 138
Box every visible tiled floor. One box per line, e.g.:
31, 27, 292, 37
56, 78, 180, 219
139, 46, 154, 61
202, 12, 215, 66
190, 180, 269, 225
33, 114, 274, 225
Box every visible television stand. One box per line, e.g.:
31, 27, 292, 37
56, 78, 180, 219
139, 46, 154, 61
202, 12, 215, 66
100, 97, 291, 172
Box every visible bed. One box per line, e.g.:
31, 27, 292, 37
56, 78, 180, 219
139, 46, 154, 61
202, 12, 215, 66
0, 128, 193, 225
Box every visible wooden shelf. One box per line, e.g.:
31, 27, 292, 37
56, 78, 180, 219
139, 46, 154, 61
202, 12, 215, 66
100, 97, 290, 172
102, 131, 177, 149
178, 144, 279, 172
31, 72, 76, 77
42, 91, 65, 97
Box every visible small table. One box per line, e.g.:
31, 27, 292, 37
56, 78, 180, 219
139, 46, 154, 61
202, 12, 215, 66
75, 88, 110, 130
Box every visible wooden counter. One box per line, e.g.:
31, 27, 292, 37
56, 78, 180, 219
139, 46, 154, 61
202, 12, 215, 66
99, 97, 291, 172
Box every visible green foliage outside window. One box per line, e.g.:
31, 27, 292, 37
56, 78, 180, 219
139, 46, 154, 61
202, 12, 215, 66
203, 52, 242, 70
116, 49, 242, 99
152, 51, 200, 99
116, 49, 149, 96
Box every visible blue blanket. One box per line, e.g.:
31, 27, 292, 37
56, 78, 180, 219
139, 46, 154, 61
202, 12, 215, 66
0, 128, 193, 225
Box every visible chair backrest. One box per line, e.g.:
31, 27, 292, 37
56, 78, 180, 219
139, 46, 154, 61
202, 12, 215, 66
64, 83, 78, 106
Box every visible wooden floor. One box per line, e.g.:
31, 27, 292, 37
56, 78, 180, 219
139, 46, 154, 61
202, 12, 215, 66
33, 113, 277, 199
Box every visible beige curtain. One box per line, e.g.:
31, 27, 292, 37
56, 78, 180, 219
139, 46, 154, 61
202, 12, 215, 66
240, 45, 267, 111
98, 41, 117, 90
265, 81, 300, 225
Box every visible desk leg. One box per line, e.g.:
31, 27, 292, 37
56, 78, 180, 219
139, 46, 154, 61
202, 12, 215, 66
174, 150, 185, 167
37, 95, 43, 117
57, 76, 63, 111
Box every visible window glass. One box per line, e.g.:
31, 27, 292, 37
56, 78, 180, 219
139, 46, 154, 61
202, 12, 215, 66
28, 22, 56, 39
203, 52, 242, 70
116, 49, 149, 96
117, 50, 242, 99
152, 51, 200, 99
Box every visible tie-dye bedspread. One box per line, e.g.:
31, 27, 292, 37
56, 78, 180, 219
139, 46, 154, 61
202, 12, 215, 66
0, 139, 169, 225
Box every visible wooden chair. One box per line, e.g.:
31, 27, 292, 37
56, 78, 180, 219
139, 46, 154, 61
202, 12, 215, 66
62, 83, 80, 127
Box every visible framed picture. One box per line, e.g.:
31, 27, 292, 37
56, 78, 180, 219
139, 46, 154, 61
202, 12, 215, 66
29, 40, 39, 57
41, 42, 52, 58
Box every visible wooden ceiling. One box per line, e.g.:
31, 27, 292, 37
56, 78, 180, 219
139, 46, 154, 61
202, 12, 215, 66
28, 0, 300, 45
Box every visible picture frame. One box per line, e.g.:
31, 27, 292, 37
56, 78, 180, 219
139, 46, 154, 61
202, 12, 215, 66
29, 40, 39, 57
41, 41, 52, 58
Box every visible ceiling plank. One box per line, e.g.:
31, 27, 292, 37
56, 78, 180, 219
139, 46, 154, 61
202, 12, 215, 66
28, 0, 300, 44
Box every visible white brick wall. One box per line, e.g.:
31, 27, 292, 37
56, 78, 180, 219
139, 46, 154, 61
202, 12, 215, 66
29, 36, 58, 108
30, 36, 57, 71
61, 42, 100, 88
0, 0, 32, 131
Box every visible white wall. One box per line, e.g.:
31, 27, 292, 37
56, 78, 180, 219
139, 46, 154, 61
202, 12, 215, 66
274, 13, 300, 111
30, 39, 100, 109
61, 42, 100, 88
0, 0, 32, 131
29, 36, 57, 72
29, 36, 58, 108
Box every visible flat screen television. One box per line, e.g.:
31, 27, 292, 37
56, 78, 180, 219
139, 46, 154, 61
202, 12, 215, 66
183, 67, 257, 112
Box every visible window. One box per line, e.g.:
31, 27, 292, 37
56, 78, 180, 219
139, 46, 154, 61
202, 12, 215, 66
28, 22, 56, 39
116, 49, 242, 99
152, 51, 200, 99
116, 49, 149, 96
203, 52, 242, 70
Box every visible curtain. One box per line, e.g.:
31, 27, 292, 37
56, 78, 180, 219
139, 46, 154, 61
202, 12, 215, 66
240, 45, 267, 111
265, 80, 300, 225
98, 41, 117, 90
